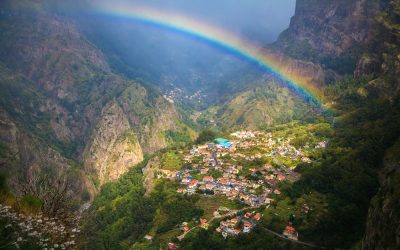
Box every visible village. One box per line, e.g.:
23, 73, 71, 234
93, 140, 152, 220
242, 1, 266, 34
157, 129, 326, 243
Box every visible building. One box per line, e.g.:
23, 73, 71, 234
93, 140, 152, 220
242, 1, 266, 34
214, 138, 233, 148
203, 176, 214, 182
243, 222, 252, 233
283, 226, 298, 241
188, 180, 199, 189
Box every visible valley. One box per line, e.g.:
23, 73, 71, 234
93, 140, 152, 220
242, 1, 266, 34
83, 120, 333, 249
0, 0, 399, 249
138, 122, 330, 247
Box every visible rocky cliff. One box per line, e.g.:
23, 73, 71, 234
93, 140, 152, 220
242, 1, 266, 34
362, 139, 400, 250
83, 102, 143, 186
274, 1, 400, 249
0, 0, 190, 204
276, 0, 381, 75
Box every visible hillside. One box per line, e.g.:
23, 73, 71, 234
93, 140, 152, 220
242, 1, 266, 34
0, 0, 399, 249
82, 0, 400, 249
197, 79, 317, 130
0, 0, 193, 203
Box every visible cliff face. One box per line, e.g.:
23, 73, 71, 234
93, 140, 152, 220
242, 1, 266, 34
274, 1, 400, 248
260, 0, 382, 89
83, 102, 143, 186
276, 0, 381, 75
361, 139, 400, 250
0, 0, 188, 202
280, 0, 378, 55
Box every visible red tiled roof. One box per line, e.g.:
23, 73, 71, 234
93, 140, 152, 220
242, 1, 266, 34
253, 213, 262, 220
203, 176, 214, 181
286, 226, 296, 232
168, 242, 177, 250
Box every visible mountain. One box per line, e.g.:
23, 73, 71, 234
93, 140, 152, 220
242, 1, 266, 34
0, 0, 399, 249
275, 0, 400, 248
276, 0, 381, 75
0, 0, 194, 203
197, 78, 317, 130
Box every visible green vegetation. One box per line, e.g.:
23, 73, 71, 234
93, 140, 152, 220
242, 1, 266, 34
83, 160, 156, 249
197, 83, 318, 131
165, 130, 192, 147
160, 151, 184, 171
195, 129, 217, 144
20, 195, 42, 213
260, 76, 400, 248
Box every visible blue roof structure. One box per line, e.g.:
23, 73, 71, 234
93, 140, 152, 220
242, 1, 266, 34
214, 138, 232, 148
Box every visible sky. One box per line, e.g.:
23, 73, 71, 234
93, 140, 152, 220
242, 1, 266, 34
95, 0, 297, 43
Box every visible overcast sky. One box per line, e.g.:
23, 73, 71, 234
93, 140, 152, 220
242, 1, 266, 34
107, 0, 297, 43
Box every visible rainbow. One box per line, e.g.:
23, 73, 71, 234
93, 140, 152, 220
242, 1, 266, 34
93, 2, 325, 105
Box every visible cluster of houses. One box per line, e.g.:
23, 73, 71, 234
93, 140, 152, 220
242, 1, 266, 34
216, 211, 262, 238
158, 130, 324, 243
173, 135, 302, 207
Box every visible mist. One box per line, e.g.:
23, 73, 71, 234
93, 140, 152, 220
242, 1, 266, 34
79, 0, 297, 107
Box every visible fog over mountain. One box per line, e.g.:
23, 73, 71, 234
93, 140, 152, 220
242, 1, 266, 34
127, 0, 296, 43
78, 0, 297, 106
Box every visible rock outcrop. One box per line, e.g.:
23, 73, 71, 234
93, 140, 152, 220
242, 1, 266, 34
142, 156, 161, 196
362, 139, 400, 250
83, 102, 143, 186
0, 0, 190, 204
276, 0, 380, 74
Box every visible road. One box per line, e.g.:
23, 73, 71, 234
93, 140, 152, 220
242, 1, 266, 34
259, 226, 323, 249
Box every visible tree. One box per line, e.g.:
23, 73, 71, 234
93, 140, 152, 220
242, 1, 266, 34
195, 129, 217, 144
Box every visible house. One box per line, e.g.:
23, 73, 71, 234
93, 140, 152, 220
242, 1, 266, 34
198, 184, 206, 191
243, 222, 252, 233
181, 177, 192, 184
244, 212, 252, 219
253, 213, 262, 221
228, 190, 239, 198
168, 242, 177, 250
230, 218, 238, 226
217, 178, 229, 185
265, 197, 274, 203
206, 183, 215, 190
203, 176, 214, 182
277, 174, 286, 181
177, 188, 183, 193
274, 189, 281, 195
200, 168, 209, 174
188, 180, 199, 189
283, 226, 298, 241
200, 219, 209, 229
213, 211, 221, 218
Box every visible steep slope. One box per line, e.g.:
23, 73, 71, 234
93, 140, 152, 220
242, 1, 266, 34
276, 0, 381, 75
362, 139, 400, 250
83, 101, 143, 186
0, 0, 191, 204
272, 0, 400, 248
198, 78, 317, 130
